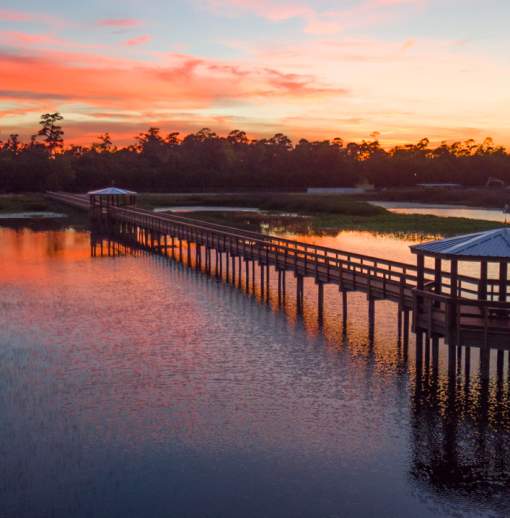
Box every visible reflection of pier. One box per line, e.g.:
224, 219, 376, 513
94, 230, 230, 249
411, 360, 510, 513
49, 191, 510, 373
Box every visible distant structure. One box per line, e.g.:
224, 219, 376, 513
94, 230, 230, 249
486, 176, 505, 188
416, 183, 462, 190
306, 187, 371, 195
88, 187, 137, 210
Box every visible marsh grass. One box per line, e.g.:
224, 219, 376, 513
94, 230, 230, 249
0, 194, 50, 213
139, 193, 384, 216
140, 192, 503, 236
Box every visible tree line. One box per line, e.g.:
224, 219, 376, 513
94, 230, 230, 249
1, 113, 510, 192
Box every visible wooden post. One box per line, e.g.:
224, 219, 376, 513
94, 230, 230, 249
403, 309, 409, 359
450, 258, 458, 299
432, 336, 439, 374
341, 289, 348, 334
368, 297, 375, 344
417, 253, 425, 291
434, 257, 441, 293
296, 274, 304, 314
465, 346, 471, 380
265, 265, 270, 301
497, 350, 504, 382
317, 282, 324, 323
499, 261, 508, 302
480, 346, 491, 381
282, 268, 286, 302
416, 331, 424, 375
479, 260, 488, 300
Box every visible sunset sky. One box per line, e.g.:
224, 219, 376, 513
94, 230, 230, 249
1, 0, 510, 146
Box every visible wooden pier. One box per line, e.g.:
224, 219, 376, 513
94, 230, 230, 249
47, 191, 510, 369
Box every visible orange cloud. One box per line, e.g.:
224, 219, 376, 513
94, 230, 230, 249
0, 39, 350, 146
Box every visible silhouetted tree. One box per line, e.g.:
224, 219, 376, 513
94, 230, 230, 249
37, 113, 64, 155
2, 114, 510, 193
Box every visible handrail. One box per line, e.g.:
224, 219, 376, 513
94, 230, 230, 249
114, 205, 498, 296
414, 288, 510, 308
47, 191, 510, 302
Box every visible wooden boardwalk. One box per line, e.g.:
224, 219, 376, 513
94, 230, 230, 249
47, 191, 510, 355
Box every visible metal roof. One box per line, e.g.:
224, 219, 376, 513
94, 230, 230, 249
410, 228, 510, 259
87, 187, 137, 195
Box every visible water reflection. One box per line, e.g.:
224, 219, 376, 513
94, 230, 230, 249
1, 225, 510, 517
412, 366, 510, 514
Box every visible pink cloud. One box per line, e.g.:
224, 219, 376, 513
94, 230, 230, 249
97, 18, 141, 28
0, 9, 32, 22
0, 47, 344, 123
0, 31, 67, 46
125, 35, 151, 46
206, 0, 428, 34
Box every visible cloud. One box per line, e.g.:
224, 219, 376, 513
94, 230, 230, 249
205, 0, 428, 34
0, 46, 345, 118
125, 35, 151, 46
0, 31, 68, 46
0, 9, 32, 22
0, 89, 72, 100
97, 18, 141, 28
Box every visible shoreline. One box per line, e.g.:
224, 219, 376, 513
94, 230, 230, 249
0, 192, 506, 237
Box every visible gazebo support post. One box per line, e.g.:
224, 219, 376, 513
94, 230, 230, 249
434, 257, 441, 294
450, 258, 458, 299
417, 253, 425, 291
499, 261, 508, 302
479, 260, 488, 300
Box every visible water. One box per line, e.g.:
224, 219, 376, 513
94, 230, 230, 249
0, 211, 66, 219
154, 206, 260, 213
372, 201, 509, 224
1, 223, 510, 518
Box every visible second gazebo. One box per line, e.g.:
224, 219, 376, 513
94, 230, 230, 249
410, 228, 510, 302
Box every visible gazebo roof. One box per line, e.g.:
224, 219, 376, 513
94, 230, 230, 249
88, 187, 137, 195
411, 228, 510, 260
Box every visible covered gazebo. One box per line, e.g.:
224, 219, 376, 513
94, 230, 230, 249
88, 187, 137, 210
410, 228, 510, 302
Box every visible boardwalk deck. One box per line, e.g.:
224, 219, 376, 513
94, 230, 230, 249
47, 191, 510, 350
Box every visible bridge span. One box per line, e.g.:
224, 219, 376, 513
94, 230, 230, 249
47, 191, 510, 378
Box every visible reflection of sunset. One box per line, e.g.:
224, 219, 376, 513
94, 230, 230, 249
0, 228, 91, 282
2, 225, 510, 516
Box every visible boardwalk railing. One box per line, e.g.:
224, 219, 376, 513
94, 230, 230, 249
47, 191, 510, 349
46, 191, 499, 300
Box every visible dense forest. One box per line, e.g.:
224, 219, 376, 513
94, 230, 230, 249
2, 113, 510, 193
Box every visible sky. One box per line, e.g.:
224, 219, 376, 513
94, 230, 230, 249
1, 0, 510, 147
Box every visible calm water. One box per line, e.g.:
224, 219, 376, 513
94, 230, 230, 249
372, 201, 509, 224
1, 223, 510, 518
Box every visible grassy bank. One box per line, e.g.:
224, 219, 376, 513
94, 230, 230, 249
1, 191, 504, 237
139, 193, 504, 236
0, 194, 50, 213
355, 187, 510, 208
139, 193, 385, 217
311, 212, 502, 236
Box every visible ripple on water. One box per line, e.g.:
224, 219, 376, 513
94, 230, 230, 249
0, 226, 509, 518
